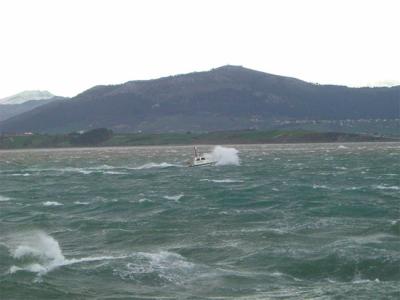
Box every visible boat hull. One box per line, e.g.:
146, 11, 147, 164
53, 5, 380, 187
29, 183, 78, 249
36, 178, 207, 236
189, 161, 216, 167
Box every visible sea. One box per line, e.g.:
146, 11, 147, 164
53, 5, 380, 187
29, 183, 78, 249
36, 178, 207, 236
0, 143, 399, 299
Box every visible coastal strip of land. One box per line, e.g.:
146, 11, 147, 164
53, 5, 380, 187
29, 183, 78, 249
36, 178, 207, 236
0, 129, 397, 150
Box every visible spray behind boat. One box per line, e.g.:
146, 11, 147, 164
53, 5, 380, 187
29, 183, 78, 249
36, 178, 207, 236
188, 146, 240, 167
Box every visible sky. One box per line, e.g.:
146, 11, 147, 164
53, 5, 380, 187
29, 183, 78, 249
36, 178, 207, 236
0, 0, 399, 98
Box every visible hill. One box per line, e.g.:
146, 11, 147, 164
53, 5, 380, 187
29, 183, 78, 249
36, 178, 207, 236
0, 66, 399, 134
0, 98, 65, 122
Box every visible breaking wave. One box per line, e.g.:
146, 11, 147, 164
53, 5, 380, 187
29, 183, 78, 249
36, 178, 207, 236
201, 179, 243, 183
5, 231, 198, 286
374, 185, 400, 190
74, 201, 90, 205
163, 194, 184, 201
7, 231, 126, 276
0, 195, 11, 201
42, 201, 63, 206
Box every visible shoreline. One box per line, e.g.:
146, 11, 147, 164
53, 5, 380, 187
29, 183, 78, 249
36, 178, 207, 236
0, 140, 399, 152
0, 129, 397, 150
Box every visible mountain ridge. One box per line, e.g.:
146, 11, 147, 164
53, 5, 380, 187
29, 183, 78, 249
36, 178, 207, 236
0, 90, 55, 105
0, 66, 399, 134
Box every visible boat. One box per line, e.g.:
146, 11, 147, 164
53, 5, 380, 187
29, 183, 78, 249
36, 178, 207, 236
188, 146, 216, 167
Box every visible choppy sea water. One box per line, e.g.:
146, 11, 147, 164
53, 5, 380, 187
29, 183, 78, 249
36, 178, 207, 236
0, 143, 399, 299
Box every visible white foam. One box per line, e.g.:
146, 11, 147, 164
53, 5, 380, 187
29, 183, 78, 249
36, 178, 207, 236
335, 166, 348, 170
10, 173, 31, 177
131, 162, 181, 170
138, 198, 152, 203
43, 201, 63, 206
201, 179, 243, 183
206, 146, 240, 166
312, 184, 329, 189
7, 231, 126, 276
0, 195, 11, 201
375, 185, 400, 190
163, 194, 184, 201
338, 145, 348, 149
103, 171, 127, 175
74, 201, 90, 205
116, 251, 195, 284
352, 278, 380, 284
57, 165, 116, 175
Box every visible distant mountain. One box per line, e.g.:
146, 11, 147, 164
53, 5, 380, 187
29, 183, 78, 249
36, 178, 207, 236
0, 97, 65, 122
0, 66, 399, 134
0, 90, 55, 105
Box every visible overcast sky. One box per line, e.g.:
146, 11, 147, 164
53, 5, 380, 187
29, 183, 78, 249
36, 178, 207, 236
0, 0, 399, 98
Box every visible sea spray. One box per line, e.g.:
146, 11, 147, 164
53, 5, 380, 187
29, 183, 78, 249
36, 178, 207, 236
206, 146, 240, 166
7, 231, 126, 276
8, 231, 66, 275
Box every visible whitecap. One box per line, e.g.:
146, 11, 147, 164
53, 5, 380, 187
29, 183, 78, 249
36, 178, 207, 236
338, 145, 348, 149
375, 185, 400, 190
131, 162, 181, 170
201, 179, 243, 183
346, 186, 362, 191
10, 173, 31, 177
163, 194, 184, 201
74, 201, 89, 205
335, 166, 348, 170
7, 231, 126, 276
0, 195, 11, 201
352, 278, 374, 284
103, 171, 127, 175
43, 201, 63, 206
312, 184, 329, 189
138, 198, 152, 203
58, 165, 117, 175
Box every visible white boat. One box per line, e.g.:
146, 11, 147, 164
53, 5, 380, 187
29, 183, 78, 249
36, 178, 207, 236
188, 146, 216, 167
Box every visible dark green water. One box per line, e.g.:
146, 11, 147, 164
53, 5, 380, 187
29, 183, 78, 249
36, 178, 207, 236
0, 143, 399, 299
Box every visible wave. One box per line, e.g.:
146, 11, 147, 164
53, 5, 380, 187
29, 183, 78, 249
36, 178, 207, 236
0, 195, 11, 201
10, 173, 31, 177
62, 165, 117, 175
312, 184, 330, 189
6, 231, 198, 287
131, 162, 182, 170
103, 171, 128, 175
115, 251, 196, 285
26, 165, 117, 175
7, 231, 126, 276
163, 194, 184, 201
42, 201, 63, 206
201, 179, 243, 183
74, 201, 90, 205
374, 185, 399, 190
